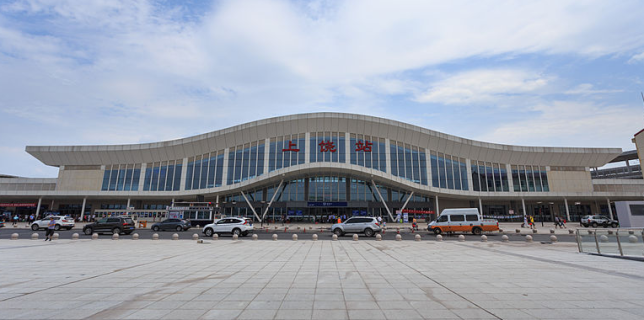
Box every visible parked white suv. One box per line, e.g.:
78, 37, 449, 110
331, 217, 382, 237
31, 216, 75, 231
202, 217, 253, 237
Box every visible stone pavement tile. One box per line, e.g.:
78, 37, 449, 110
486, 308, 538, 319
521, 308, 570, 319
314, 300, 346, 310
236, 309, 278, 319
246, 299, 282, 309
382, 309, 423, 320
88, 308, 138, 319
346, 301, 379, 309
376, 300, 412, 309
347, 309, 387, 320
198, 309, 242, 320
275, 309, 313, 319
161, 309, 208, 319
451, 308, 503, 319
435, 299, 478, 309
280, 299, 314, 310
210, 300, 250, 310
179, 300, 218, 310
145, 299, 187, 310
315, 293, 344, 301
124, 308, 174, 319
312, 309, 348, 320
344, 294, 375, 301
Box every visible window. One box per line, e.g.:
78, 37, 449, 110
465, 215, 478, 221
450, 215, 465, 222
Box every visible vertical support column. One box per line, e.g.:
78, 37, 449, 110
35, 197, 42, 219
466, 159, 474, 191
506, 164, 514, 191
564, 198, 571, 222
607, 198, 613, 220
304, 133, 310, 164
264, 138, 270, 174
179, 158, 188, 190
521, 198, 527, 218
80, 198, 87, 221
435, 196, 440, 216
345, 132, 351, 164
478, 198, 483, 218
426, 150, 433, 186
50, 199, 55, 212
139, 163, 147, 191
385, 139, 391, 174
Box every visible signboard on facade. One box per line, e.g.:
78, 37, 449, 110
402, 209, 435, 214
0, 203, 36, 207
307, 202, 348, 207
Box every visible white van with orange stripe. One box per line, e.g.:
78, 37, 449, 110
427, 208, 499, 235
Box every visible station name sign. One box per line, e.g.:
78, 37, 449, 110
282, 140, 374, 153
307, 202, 348, 207
0, 203, 37, 207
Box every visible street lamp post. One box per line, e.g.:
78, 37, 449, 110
231, 200, 237, 217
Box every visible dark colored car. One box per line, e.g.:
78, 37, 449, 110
151, 219, 191, 232
83, 217, 136, 235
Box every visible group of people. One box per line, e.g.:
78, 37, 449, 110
522, 215, 567, 229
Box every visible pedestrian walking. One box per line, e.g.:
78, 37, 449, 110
529, 215, 535, 229
554, 216, 560, 229
523, 215, 528, 228
12, 214, 19, 226
45, 217, 55, 241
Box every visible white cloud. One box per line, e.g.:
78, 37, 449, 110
415, 69, 550, 105
628, 51, 644, 63
565, 83, 623, 96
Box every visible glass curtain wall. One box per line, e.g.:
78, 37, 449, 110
310, 132, 346, 163
269, 134, 305, 172
185, 150, 225, 190
102, 164, 142, 191
349, 135, 387, 172
431, 152, 468, 190
390, 141, 428, 185
225, 140, 266, 185
511, 165, 549, 192
471, 161, 509, 192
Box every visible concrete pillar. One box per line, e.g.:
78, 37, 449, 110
564, 198, 570, 221
35, 197, 42, 219
80, 198, 87, 221
521, 198, 526, 218
478, 198, 483, 218
607, 198, 613, 220
435, 196, 440, 215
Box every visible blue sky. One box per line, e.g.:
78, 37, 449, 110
1, 0, 643, 178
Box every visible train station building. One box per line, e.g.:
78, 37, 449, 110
1, 113, 643, 224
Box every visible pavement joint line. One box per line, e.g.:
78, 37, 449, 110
364, 241, 503, 320
458, 242, 644, 282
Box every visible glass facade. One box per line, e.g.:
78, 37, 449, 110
349, 135, 386, 172
511, 165, 549, 192
309, 176, 347, 201
310, 132, 346, 163
269, 134, 304, 172
101, 164, 141, 191
143, 161, 182, 191
471, 161, 509, 192
430, 152, 468, 190
390, 141, 428, 185
226, 141, 265, 185
185, 151, 225, 190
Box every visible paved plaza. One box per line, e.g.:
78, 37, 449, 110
1, 238, 643, 319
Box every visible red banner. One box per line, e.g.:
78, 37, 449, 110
0, 203, 37, 207
402, 209, 435, 214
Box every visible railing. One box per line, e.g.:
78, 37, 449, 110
591, 165, 642, 179
577, 229, 644, 258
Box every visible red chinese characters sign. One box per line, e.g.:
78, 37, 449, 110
355, 140, 372, 152
281, 140, 300, 152
318, 141, 337, 153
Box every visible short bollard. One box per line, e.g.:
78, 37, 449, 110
53, 233, 60, 240
628, 235, 638, 243
92, 233, 99, 240
32, 233, 39, 240
395, 234, 402, 241
212, 234, 219, 240
532, 229, 538, 234
458, 235, 465, 242
152, 233, 159, 240
415, 234, 421, 241
550, 235, 558, 243
568, 229, 575, 235
480, 235, 487, 242
312, 234, 318, 241
192, 234, 199, 241
252, 234, 258, 241
502, 235, 509, 242
376, 234, 382, 241
232, 234, 238, 240
436, 234, 443, 242
11, 233, 18, 240
353, 234, 359, 241
599, 235, 608, 242
332, 234, 338, 241
72, 233, 79, 240
515, 229, 521, 234
525, 235, 533, 242
550, 229, 555, 234
172, 233, 179, 240
272, 234, 278, 241
132, 233, 139, 240
112, 233, 119, 240
292, 234, 298, 241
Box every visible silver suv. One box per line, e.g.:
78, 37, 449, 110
331, 217, 382, 237
202, 217, 253, 237
581, 215, 619, 228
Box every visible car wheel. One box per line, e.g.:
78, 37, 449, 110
333, 228, 343, 237
31, 224, 39, 231
112, 227, 121, 235
591, 222, 598, 228
204, 228, 214, 237
432, 228, 442, 235
364, 228, 374, 237
84, 227, 93, 235
176, 226, 183, 232
242, 232, 249, 237
152, 226, 159, 232
611, 222, 618, 228
232, 228, 241, 236
54, 224, 61, 231
602, 223, 608, 228
472, 227, 482, 235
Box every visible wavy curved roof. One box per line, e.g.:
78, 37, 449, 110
26, 112, 621, 167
